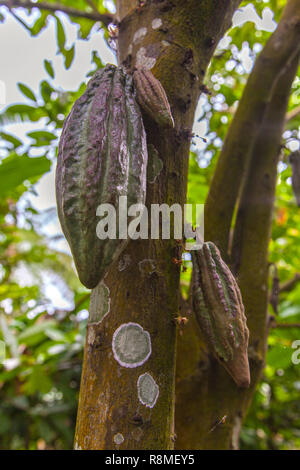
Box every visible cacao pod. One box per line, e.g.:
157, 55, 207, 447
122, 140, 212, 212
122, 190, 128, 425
191, 242, 250, 388
133, 68, 174, 128
56, 64, 148, 288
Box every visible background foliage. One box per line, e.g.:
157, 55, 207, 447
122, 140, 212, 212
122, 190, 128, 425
0, 0, 299, 449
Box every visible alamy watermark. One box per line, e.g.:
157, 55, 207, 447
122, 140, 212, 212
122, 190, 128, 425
291, 340, 300, 365
95, 197, 204, 250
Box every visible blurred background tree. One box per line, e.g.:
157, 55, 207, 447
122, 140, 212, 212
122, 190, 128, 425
0, 0, 299, 449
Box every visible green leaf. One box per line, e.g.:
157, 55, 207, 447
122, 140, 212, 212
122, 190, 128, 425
18, 320, 56, 344
4, 104, 36, 116
44, 328, 69, 343
87, 50, 105, 77
64, 45, 75, 70
0, 154, 51, 196
44, 59, 55, 79
76, 18, 95, 40
55, 16, 66, 51
27, 130, 57, 144
0, 132, 23, 149
279, 303, 300, 319
31, 11, 49, 36
0, 104, 46, 125
22, 366, 52, 395
17, 83, 37, 102
267, 344, 293, 370
40, 80, 54, 103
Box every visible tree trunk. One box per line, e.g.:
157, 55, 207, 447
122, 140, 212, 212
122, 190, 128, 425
175, 0, 300, 450
74, 0, 241, 450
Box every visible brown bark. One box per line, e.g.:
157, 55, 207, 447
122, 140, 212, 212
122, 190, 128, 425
175, 5, 300, 449
74, 0, 241, 450
279, 273, 300, 293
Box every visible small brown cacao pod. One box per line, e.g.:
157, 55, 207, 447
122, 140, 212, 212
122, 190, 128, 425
56, 64, 148, 289
191, 242, 250, 388
133, 68, 174, 128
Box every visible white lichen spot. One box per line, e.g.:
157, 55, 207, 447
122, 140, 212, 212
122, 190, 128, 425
137, 372, 159, 408
87, 327, 96, 346
136, 47, 157, 70
139, 259, 156, 276
128, 43, 133, 55
133, 27, 147, 43
118, 254, 132, 272
112, 322, 152, 368
152, 18, 163, 29
162, 40, 170, 47
89, 281, 111, 323
113, 433, 124, 446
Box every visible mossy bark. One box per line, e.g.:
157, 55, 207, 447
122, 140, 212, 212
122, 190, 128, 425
74, 0, 242, 450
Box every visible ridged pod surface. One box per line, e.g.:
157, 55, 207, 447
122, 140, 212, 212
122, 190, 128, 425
191, 242, 250, 388
56, 64, 148, 289
133, 68, 174, 128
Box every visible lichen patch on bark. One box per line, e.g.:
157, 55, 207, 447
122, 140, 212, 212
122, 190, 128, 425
89, 281, 111, 323
113, 433, 125, 445
138, 259, 156, 275
112, 322, 152, 368
137, 372, 159, 408
136, 47, 157, 69
152, 18, 162, 29
133, 27, 148, 43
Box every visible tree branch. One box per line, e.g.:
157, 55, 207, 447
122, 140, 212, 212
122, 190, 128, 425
279, 273, 300, 293
222, 102, 300, 128
204, 0, 300, 259
271, 321, 300, 329
230, 54, 299, 340
0, 0, 114, 25
85, 0, 100, 16
286, 104, 300, 123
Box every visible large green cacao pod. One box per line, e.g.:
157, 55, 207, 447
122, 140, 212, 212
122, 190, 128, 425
191, 242, 250, 388
56, 64, 148, 289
